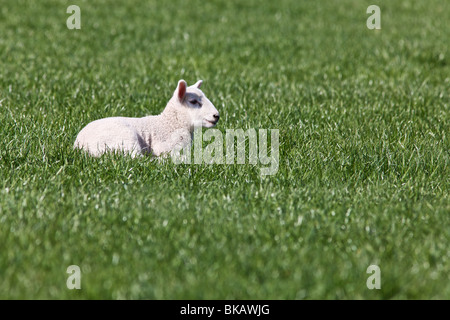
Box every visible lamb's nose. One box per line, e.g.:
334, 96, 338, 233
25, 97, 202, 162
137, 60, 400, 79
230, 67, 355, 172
213, 114, 220, 121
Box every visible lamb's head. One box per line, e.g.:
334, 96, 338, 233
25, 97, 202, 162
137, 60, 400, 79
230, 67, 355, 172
172, 79, 220, 128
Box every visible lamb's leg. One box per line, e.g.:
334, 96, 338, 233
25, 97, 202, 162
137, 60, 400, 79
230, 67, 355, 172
152, 130, 192, 158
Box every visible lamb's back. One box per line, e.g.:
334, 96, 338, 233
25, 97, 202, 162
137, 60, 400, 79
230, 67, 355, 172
74, 116, 145, 156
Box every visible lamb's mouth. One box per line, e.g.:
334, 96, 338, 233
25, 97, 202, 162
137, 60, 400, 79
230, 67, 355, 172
205, 119, 218, 126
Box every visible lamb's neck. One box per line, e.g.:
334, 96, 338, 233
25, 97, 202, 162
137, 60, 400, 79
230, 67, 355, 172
159, 101, 193, 134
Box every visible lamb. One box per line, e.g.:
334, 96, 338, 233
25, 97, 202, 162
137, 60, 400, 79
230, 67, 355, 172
74, 79, 220, 157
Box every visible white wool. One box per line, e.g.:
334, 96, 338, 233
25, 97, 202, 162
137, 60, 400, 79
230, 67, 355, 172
74, 79, 219, 157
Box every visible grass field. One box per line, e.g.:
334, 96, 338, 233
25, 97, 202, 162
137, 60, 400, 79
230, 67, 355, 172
0, 0, 449, 299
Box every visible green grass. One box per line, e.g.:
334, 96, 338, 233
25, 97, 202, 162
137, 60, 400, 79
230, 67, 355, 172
0, 0, 449, 299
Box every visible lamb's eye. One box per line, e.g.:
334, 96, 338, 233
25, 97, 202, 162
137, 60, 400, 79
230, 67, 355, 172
189, 100, 197, 105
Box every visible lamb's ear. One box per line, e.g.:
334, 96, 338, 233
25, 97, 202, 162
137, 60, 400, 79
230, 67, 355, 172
194, 80, 203, 89
176, 80, 187, 101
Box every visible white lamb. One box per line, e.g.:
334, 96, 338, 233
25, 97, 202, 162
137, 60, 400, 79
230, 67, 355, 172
74, 79, 219, 157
